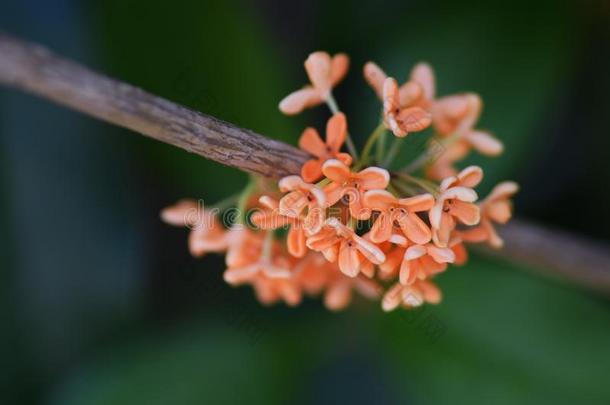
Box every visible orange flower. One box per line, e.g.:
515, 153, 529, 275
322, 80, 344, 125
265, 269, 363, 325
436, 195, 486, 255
461, 181, 519, 248
322, 159, 390, 220
161, 199, 228, 257
383, 78, 432, 137
224, 230, 292, 281
364, 190, 434, 244
251, 196, 308, 258
433, 93, 503, 156
294, 253, 331, 295
429, 166, 482, 247
425, 141, 470, 181
279, 51, 349, 115
364, 61, 435, 110
299, 113, 353, 182
382, 280, 442, 311
306, 218, 386, 277
399, 244, 455, 285
278, 175, 327, 234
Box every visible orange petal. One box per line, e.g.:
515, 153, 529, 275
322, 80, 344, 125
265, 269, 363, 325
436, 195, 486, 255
324, 282, 351, 311
459, 225, 489, 243
363, 61, 387, 100
279, 87, 322, 115
287, 226, 307, 258
278, 175, 305, 192
323, 182, 345, 206
250, 210, 291, 230
485, 181, 519, 204
451, 242, 468, 266
418, 280, 442, 304
363, 189, 396, 211
354, 234, 386, 264
443, 186, 478, 203
369, 213, 393, 243
382, 283, 403, 311
398, 193, 435, 212
338, 241, 361, 277
457, 165, 483, 188
426, 245, 455, 263
299, 127, 326, 157
379, 246, 405, 275
160, 199, 198, 226
395, 106, 432, 133
336, 152, 353, 167
397, 214, 432, 245
305, 205, 326, 235
433, 212, 455, 247
486, 200, 512, 224
410, 62, 436, 101
357, 167, 390, 190
301, 159, 323, 183
279, 191, 308, 218
305, 51, 332, 96
450, 200, 480, 225
223, 264, 258, 285
466, 130, 503, 156
322, 159, 351, 182
326, 112, 347, 153
398, 81, 423, 107
330, 53, 350, 86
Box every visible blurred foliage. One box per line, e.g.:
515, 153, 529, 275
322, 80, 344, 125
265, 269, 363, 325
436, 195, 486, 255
1, 0, 609, 404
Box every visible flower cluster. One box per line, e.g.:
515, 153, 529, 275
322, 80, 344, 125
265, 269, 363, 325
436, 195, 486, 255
162, 51, 518, 311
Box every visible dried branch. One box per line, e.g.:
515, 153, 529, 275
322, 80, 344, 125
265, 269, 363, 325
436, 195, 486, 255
1, 32, 609, 294
0, 32, 309, 178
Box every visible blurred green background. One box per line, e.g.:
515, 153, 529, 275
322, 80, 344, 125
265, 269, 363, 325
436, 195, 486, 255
1, 0, 610, 403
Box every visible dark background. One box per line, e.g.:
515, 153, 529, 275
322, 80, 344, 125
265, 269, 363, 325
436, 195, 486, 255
1, 0, 609, 403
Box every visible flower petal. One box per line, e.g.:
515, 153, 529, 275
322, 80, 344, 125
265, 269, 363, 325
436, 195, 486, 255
485, 181, 519, 204
363, 61, 387, 100
160, 199, 198, 226
443, 186, 478, 203
418, 280, 442, 304
326, 112, 347, 153
338, 241, 362, 277
322, 159, 351, 182
410, 62, 436, 100
287, 226, 307, 258
279, 87, 322, 115
394, 106, 432, 135
486, 200, 512, 224
278, 175, 305, 192
330, 53, 350, 86
279, 190, 308, 218
398, 81, 423, 107
398, 193, 435, 212
363, 189, 396, 211
450, 200, 480, 225
357, 167, 390, 190
382, 283, 403, 312
369, 213, 393, 243
354, 235, 386, 264
397, 213, 432, 245
466, 130, 504, 156
457, 165, 483, 188
305, 51, 332, 96
426, 245, 455, 263
324, 282, 351, 311
298, 127, 326, 157
301, 159, 323, 183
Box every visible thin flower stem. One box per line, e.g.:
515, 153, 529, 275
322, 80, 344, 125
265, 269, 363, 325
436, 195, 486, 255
326, 94, 359, 160
376, 130, 387, 164
262, 229, 274, 260
400, 132, 462, 174
383, 137, 403, 167
237, 178, 257, 225
356, 121, 386, 169
393, 172, 439, 196
211, 193, 239, 211
390, 179, 418, 197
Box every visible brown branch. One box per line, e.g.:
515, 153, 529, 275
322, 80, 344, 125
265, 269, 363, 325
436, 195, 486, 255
1, 32, 609, 294
0, 32, 309, 178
